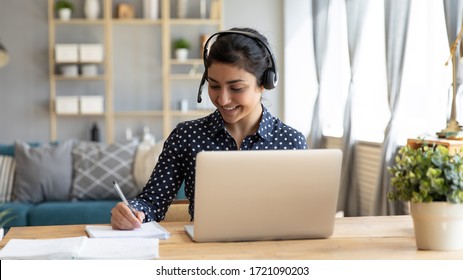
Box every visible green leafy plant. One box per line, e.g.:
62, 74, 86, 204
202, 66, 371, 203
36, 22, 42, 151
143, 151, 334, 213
388, 143, 463, 203
0, 208, 14, 228
55, 0, 74, 12
173, 38, 191, 49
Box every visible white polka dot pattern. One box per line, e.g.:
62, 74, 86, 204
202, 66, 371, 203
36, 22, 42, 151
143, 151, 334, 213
128, 105, 308, 222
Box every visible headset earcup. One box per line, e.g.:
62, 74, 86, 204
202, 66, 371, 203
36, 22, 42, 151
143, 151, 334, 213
263, 69, 277, 89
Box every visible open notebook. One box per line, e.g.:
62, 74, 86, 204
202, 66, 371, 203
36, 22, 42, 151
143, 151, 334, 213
85, 221, 170, 239
0, 236, 159, 260
185, 149, 343, 242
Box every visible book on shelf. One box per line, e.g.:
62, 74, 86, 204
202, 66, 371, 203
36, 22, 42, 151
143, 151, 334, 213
0, 236, 159, 260
85, 221, 170, 239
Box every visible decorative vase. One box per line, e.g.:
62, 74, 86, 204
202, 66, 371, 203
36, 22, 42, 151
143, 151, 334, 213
58, 8, 72, 21
410, 202, 463, 251
143, 0, 159, 19
175, 48, 188, 61
177, 0, 187, 18
84, 0, 100, 20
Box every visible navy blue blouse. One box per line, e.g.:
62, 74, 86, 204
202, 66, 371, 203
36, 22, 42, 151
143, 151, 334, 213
129, 105, 308, 222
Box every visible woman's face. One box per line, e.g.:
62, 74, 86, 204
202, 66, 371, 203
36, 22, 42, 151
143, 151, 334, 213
207, 63, 263, 127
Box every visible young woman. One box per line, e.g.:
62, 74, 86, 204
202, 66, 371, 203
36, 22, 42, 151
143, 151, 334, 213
111, 27, 308, 229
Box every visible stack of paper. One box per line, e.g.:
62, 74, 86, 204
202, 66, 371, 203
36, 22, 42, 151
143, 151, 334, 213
0, 236, 159, 260
85, 221, 170, 239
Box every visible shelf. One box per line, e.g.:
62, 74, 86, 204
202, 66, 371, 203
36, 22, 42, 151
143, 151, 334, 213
53, 19, 105, 25
112, 19, 162, 25
56, 113, 106, 117
169, 19, 221, 25
54, 75, 106, 80
114, 111, 164, 117
48, 0, 223, 143
54, 61, 105, 65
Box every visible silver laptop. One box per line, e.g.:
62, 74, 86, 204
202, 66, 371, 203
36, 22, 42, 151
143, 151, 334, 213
184, 149, 343, 242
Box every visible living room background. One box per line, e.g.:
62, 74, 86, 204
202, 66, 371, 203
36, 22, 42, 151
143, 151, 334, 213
0, 0, 286, 143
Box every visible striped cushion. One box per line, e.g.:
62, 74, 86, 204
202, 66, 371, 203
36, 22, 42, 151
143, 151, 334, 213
0, 156, 15, 202
72, 141, 138, 200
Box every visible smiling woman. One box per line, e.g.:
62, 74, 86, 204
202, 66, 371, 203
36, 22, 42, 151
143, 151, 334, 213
110, 27, 308, 230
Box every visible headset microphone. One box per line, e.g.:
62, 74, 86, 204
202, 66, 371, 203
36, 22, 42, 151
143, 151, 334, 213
196, 30, 278, 103
197, 73, 206, 103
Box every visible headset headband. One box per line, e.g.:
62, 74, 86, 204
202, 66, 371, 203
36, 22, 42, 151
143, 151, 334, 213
197, 30, 278, 103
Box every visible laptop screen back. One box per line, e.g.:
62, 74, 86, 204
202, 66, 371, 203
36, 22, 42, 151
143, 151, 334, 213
190, 149, 343, 242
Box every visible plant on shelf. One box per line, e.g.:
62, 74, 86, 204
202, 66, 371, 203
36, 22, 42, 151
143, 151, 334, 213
173, 38, 191, 50
173, 38, 191, 61
55, 0, 74, 21
388, 142, 463, 251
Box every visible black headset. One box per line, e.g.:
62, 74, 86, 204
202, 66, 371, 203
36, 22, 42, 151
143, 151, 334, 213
197, 30, 278, 103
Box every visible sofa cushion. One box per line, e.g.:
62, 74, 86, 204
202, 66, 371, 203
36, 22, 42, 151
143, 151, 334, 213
72, 141, 138, 200
0, 155, 15, 202
28, 201, 119, 226
133, 139, 164, 191
13, 140, 74, 203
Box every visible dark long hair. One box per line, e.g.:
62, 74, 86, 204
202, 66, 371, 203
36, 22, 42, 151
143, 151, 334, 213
206, 27, 272, 87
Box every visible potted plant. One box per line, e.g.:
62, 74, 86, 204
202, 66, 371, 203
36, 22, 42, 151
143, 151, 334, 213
173, 38, 191, 61
55, 0, 74, 21
0, 208, 14, 240
388, 143, 463, 250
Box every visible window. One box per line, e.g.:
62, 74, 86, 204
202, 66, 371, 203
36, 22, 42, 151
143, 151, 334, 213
321, 0, 452, 144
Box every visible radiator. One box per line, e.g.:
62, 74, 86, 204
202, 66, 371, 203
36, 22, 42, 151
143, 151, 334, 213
324, 137, 382, 216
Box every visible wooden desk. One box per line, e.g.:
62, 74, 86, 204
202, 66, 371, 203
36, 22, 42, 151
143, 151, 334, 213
1, 216, 462, 259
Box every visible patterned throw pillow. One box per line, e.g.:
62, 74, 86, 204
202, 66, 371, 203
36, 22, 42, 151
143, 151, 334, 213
72, 141, 138, 200
0, 155, 15, 202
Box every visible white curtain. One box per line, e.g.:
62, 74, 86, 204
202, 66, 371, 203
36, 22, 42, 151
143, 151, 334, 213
338, 0, 369, 216
308, 0, 332, 149
443, 0, 463, 124
374, 0, 411, 216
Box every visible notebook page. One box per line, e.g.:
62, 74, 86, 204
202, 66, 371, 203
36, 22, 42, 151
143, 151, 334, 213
0, 236, 85, 260
77, 238, 159, 259
86, 221, 170, 239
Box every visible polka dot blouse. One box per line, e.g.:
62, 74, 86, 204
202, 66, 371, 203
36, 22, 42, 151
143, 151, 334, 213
128, 104, 308, 222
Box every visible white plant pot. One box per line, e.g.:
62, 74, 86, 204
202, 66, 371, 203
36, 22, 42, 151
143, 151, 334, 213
175, 48, 188, 61
410, 202, 463, 251
58, 8, 72, 21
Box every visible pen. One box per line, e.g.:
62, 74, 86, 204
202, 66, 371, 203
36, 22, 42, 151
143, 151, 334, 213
113, 181, 140, 221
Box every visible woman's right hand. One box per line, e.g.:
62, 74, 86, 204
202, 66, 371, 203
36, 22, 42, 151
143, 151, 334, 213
111, 202, 145, 230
